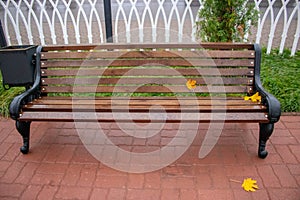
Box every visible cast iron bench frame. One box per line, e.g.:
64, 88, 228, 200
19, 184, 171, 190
9, 43, 281, 159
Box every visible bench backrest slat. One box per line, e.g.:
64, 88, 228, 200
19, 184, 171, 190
42, 59, 253, 68
43, 85, 249, 93
41, 43, 254, 51
42, 68, 252, 76
43, 77, 250, 85
42, 50, 255, 59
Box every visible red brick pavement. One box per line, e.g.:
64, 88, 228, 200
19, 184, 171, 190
0, 115, 299, 200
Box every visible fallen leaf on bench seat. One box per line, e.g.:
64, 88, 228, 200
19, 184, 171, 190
186, 79, 197, 90
244, 92, 261, 102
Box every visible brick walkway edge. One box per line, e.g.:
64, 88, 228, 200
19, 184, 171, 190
0, 116, 299, 200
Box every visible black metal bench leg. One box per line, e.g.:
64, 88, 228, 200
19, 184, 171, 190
16, 121, 31, 154
258, 123, 274, 159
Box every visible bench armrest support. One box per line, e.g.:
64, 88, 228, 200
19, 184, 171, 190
9, 46, 43, 120
258, 88, 281, 123
254, 44, 281, 123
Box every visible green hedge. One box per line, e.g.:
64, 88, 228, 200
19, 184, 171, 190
260, 48, 300, 113
0, 75, 24, 117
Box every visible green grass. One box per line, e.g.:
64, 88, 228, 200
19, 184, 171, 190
0, 49, 299, 117
260, 48, 300, 113
0, 74, 24, 117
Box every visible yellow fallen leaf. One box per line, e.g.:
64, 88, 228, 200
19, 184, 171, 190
244, 92, 261, 102
186, 79, 197, 90
242, 178, 259, 192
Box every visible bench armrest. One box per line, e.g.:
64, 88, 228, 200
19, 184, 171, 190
9, 46, 43, 120
258, 88, 281, 123
254, 44, 281, 123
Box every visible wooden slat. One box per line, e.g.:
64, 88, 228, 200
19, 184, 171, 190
41, 59, 254, 68
42, 43, 254, 51
42, 77, 252, 85
42, 68, 253, 76
25, 94, 265, 110
23, 104, 265, 112
42, 85, 249, 93
37, 96, 249, 101
19, 111, 268, 123
42, 50, 255, 59
30, 97, 262, 106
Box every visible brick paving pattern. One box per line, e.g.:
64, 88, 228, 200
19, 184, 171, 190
0, 115, 299, 199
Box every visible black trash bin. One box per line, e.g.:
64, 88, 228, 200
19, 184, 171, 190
0, 45, 37, 89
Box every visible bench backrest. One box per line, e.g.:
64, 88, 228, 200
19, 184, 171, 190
40, 43, 257, 97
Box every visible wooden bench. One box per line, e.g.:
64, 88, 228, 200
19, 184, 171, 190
9, 43, 281, 159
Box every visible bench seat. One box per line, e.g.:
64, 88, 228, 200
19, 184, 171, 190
20, 96, 268, 123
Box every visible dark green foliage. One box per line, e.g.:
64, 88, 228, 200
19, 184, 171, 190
260, 48, 300, 112
0, 73, 24, 117
196, 0, 258, 42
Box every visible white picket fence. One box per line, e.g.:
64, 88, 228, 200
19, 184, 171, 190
0, 0, 299, 55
